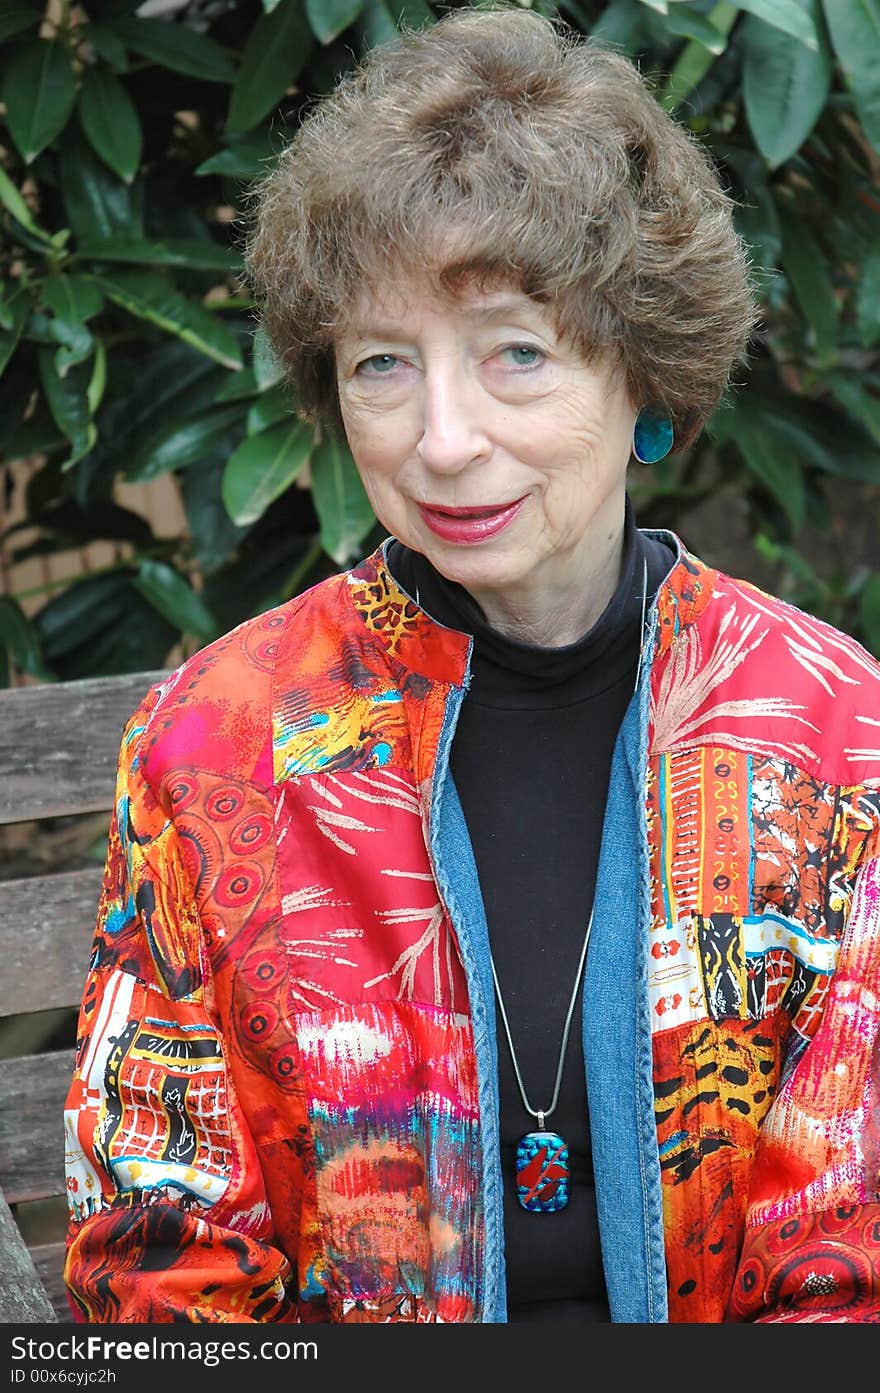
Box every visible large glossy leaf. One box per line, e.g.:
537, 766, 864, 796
41, 274, 104, 324
3, 39, 78, 163
742, 2, 831, 168
108, 16, 236, 83
182, 456, 249, 574
22, 306, 56, 345
823, 0, 880, 153
306, 0, 365, 45
48, 317, 94, 377
247, 385, 295, 434
729, 405, 807, 530
0, 284, 31, 378
309, 434, 375, 564
0, 596, 51, 686
661, 5, 729, 53
87, 336, 106, 417
33, 571, 177, 678
227, 0, 315, 134
126, 403, 247, 481
779, 212, 839, 365
195, 128, 279, 179
59, 131, 144, 242
33, 570, 132, 656
91, 270, 243, 369
824, 374, 880, 445
744, 395, 880, 481
32, 568, 126, 654
659, 6, 739, 109
24, 496, 154, 547
203, 527, 314, 630
1, 294, 17, 333
385, 0, 435, 26
91, 341, 225, 463
590, 0, 654, 46
0, 165, 52, 243
735, 0, 819, 47
212, 366, 260, 403
856, 243, 880, 347
77, 66, 142, 183
134, 560, 219, 641
85, 21, 129, 72
36, 345, 96, 466
358, 0, 399, 46
222, 419, 313, 526
77, 235, 242, 273
40, 275, 103, 377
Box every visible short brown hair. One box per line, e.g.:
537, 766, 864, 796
245, 4, 760, 449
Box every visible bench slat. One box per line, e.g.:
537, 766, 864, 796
0, 1052, 72, 1204
33, 1241, 72, 1323
0, 868, 102, 1017
0, 1191, 57, 1322
0, 671, 168, 823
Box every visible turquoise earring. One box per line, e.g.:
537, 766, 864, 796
632, 407, 674, 464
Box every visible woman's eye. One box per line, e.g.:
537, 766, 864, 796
500, 344, 544, 368
358, 354, 400, 375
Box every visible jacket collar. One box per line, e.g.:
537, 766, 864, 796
345, 530, 715, 682
346, 543, 472, 687
644, 530, 715, 659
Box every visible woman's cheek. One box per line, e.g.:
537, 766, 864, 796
353, 464, 399, 527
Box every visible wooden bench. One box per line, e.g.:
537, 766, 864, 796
0, 669, 168, 1322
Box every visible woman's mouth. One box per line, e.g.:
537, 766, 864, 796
417, 497, 526, 544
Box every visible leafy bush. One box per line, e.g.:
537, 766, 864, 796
1, 0, 879, 684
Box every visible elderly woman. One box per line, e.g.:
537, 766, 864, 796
63, 8, 880, 1324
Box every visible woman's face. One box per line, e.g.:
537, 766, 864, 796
334, 275, 637, 636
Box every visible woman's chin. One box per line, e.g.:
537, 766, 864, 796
418, 540, 526, 594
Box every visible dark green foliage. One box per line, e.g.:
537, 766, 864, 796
1, 0, 879, 684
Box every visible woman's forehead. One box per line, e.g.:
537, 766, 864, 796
343, 273, 554, 336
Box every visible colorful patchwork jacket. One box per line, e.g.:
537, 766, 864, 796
63, 530, 880, 1323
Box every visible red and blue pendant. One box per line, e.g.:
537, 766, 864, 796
515, 1127, 570, 1212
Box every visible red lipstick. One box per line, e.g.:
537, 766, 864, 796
417, 497, 526, 544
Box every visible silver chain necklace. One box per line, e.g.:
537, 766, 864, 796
488, 557, 650, 1213
489, 905, 594, 1128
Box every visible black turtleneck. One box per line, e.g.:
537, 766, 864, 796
386, 501, 674, 1323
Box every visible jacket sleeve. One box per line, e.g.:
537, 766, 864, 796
728, 840, 880, 1322
63, 690, 299, 1323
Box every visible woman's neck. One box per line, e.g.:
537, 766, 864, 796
466, 525, 626, 648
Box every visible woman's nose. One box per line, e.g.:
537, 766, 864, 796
416, 368, 491, 473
